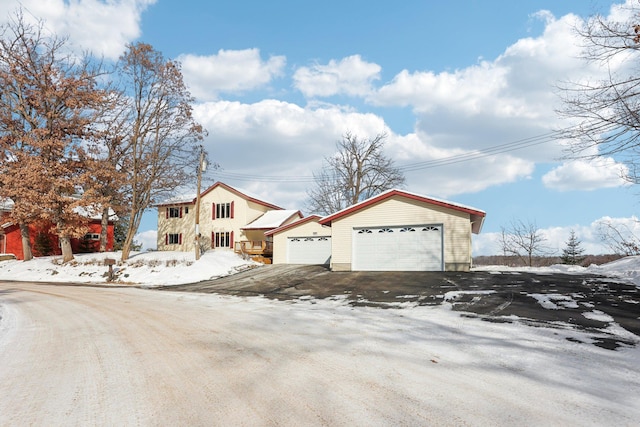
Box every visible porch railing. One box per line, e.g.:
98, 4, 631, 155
234, 240, 273, 256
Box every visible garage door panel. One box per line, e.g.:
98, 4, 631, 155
287, 236, 331, 264
352, 225, 442, 271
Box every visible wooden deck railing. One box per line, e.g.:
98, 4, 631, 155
234, 240, 273, 256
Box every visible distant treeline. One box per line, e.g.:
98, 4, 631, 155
473, 254, 625, 268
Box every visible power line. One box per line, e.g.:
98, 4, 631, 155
211, 129, 564, 183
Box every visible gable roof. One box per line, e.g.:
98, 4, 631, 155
318, 189, 486, 233
158, 181, 283, 210
264, 214, 324, 236
242, 209, 302, 230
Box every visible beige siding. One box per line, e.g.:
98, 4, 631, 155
157, 204, 196, 251
271, 220, 331, 264
330, 196, 472, 271
157, 185, 273, 252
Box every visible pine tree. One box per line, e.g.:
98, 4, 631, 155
33, 232, 54, 257
561, 230, 586, 265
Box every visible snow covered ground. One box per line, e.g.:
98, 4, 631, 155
1, 251, 639, 424
2, 250, 640, 288
0, 250, 259, 286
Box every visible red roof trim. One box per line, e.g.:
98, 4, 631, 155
157, 181, 283, 210
264, 215, 322, 236
201, 182, 283, 210
318, 190, 486, 226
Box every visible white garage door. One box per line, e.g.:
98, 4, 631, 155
352, 225, 443, 271
287, 236, 332, 264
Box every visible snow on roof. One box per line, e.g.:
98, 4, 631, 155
159, 193, 198, 206
0, 197, 117, 221
243, 210, 301, 230
0, 198, 14, 211
73, 205, 119, 221
264, 215, 324, 236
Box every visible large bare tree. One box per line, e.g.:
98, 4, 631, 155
0, 12, 108, 262
306, 132, 405, 215
557, 4, 640, 181
115, 43, 206, 261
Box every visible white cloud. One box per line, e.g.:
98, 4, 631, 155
473, 216, 640, 256
192, 99, 390, 210
179, 49, 286, 101
0, 0, 155, 60
293, 55, 381, 98
135, 229, 157, 251
542, 158, 630, 191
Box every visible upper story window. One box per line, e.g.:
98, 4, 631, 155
168, 207, 182, 218
212, 201, 234, 220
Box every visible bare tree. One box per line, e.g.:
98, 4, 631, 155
499, 219, 550, 267
115, 43, 206, 261
557, 4, 640, 182
0, 12, 108, 262
595, 219, 640, 256
306, 132, 405, 215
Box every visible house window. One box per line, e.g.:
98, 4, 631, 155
214, 231, 230, 248
216, 203, 231, 219
168, 207, 181, 218
83, 233, 100, 241
168, 233, 181, 244
185, 207, 189, 214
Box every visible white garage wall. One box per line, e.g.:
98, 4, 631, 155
270, 219, 332, 264
330, 196, 472, 271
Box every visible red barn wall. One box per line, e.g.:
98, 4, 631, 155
1, 218, 115, 260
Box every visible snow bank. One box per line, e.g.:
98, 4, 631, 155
0, 251, 258, 286
474, 256, 640, 288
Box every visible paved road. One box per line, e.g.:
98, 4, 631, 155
1, 280, 639, 425
159, 265, 640, 349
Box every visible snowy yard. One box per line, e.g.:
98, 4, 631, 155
0, 251, 639, 425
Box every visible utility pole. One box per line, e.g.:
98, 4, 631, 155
194, 147, 206, 260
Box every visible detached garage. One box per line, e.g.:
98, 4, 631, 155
319, 189, 485, 272
266, 215, 332, 265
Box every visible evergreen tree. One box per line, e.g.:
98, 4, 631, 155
561, 230, 586, 265
33, 232, 54, 257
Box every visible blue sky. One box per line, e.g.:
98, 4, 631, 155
3, 0, 640, 255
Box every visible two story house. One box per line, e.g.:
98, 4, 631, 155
156, 182, 301, 262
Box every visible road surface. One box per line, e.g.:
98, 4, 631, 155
0, 281, 638, 426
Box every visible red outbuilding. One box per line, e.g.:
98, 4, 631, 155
0, 199, 116, 260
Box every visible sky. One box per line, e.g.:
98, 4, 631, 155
2, 0, 640, 255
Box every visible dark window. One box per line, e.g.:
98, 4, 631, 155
185, 207, 189, 214
216, 203, 231, 219
169, 207, 181, 218
83, 233, 100, 241
168, 233, 181, 244
214, 231, 230, 248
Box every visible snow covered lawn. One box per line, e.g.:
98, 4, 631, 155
0, 250, 258, 285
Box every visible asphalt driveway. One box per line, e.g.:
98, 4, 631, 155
157, 264, 640, 350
